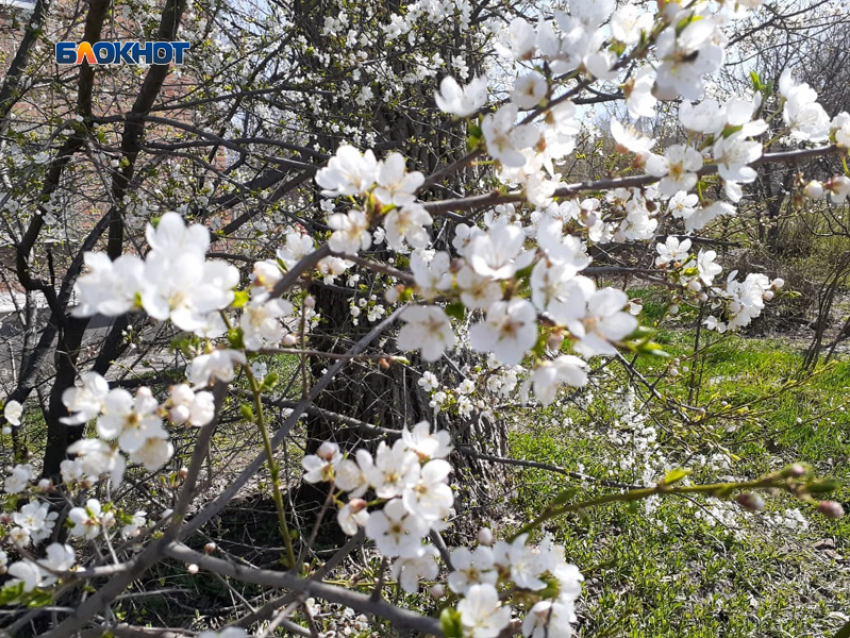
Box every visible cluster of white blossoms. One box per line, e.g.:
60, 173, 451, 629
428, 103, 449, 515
49, 372, 214, 486
313, 145, 638, 405
800, 107, 850, 205
652, 237, 782, 330
57, 370, 215, 484
2, 543, 76, 594
74, 213, 239, 333
302, 422, 584, 638
300, 0, 836, 413
302, 422, 452, 588
707, 273, 784, 333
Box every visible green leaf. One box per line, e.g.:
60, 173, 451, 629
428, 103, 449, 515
440, 607, 464, 638
27, 589, 53, 608
0, 582, 24, 605
721, 123, 744, 138
750, 70, 763, 91
231, 290, 250, 309
239, 403, 254, 422
635, 341, 669, 357
663, 468, 691, 486
549, 487, 580, 507
833, 618, 850, 638
227, 328, 245, 350
262, 371, 279, 390
806, 478, 839, 494
445, 302, 466, 321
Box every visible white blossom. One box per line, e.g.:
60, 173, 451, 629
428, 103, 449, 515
327, 210, 372, 255
315, 145, 379, 197
398, 305, 456, 362
364, 498, 429, 557
457, 583, 512, 638
470, 299, 538, 365
4, 400, 22, 426
391, 545, 439, 593
482, 105, 538, 168
384, 203, 432, 250
61, 372, 109, 425
188, 349, 247, 387
435, 76, 488, 117
5, 463, 33, 494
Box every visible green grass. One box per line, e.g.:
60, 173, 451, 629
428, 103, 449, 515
507, 325, 850, 637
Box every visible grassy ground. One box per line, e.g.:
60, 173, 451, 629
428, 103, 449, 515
507, 296, 850, 637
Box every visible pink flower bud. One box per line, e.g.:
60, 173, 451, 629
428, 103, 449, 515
204, 542, 217, 554
317, 441, 340, 461
736, 493, 765, 512
786, 464, 806, 478
303, 295, 316, 308
430, 584, 445, 599
348, 498, 368, 513
818, 501, 844, 519
282, 333, 297, 346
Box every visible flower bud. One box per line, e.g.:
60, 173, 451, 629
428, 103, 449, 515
178, 467, 189, 479
826, 175, 850, 198
763, 290, 774, 301
37, 479, 50, 490
477, 527, 494, 546
818, 501, 845, 519
688, 280, 701, 292
430, 584, 445, 599
784, 464, 806, 478
379, 358, 391, 370
204, 542, 217, 554
317, 441, 340, 461
772, 278, 785, 289
804, 180, 824, 200
546, 332, 564, 351
385, 287, 400, 304
1, 427, 10, 436
282, 333, 298, 347
348, 498, 368, 513
303, 295, 316, 308
669, 304, 679, 316
698, 293, 708, 302
0, 513, 12, 524
169, 405, 191, 425
187, 563, 199, 575
735, 493, 765, 512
